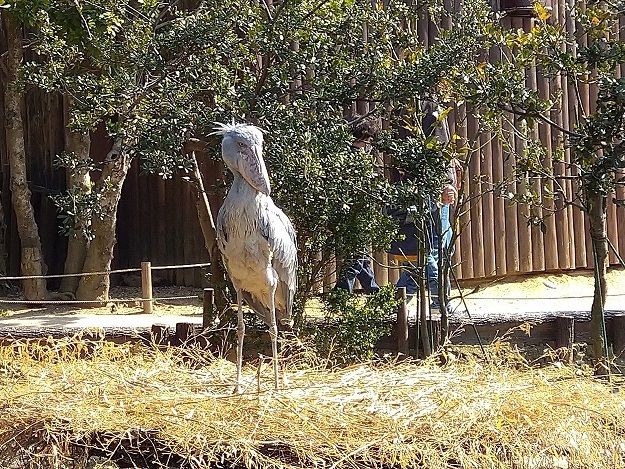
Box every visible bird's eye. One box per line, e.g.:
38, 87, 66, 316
238, 141, 245, 148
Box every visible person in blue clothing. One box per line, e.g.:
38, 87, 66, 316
335, 114, 382, 294
390, 101, 459, 311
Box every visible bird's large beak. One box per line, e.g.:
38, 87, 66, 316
239, 145, 271, 196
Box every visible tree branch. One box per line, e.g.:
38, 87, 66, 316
498, 104, 583, 138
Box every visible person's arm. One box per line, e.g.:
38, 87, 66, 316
441, 158, 458, 205
441, 183, 457, 205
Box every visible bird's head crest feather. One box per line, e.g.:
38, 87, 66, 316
210, 121, 266, 140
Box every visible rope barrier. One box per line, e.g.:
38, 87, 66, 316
0, 262, 210, 281
150, 262, 210, 271
0, 295, 201, 306
0, 267, 140, 281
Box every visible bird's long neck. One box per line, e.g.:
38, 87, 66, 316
232, 171, 255, 192
227, 172, 265, 205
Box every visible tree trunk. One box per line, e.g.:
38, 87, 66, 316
59, 100, 91, 294
75, 148, 131, 300
3, 12, 48, 300
438, 220, 449, 345
189, 152, 228, 311
586, 191, 608, 364
418, 218, 431, 357
0, 173, 6, 277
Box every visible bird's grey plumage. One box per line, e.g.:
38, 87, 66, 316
212, 122, 297, 392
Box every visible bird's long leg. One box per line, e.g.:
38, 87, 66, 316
268, 283, 279, 391
235, 289, 245, 394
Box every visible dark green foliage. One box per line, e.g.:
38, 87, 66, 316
308, 285, 399, 364
439, 1, 625, 359
51, 185, 103, 240
259, 98, 398, 308
7, 0, 495, 315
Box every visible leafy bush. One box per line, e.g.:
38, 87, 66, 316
309, 285, 399, 364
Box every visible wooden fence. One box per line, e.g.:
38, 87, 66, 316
1, 1, 624, 290
371, 0, 625, 287
448, 0, 625, 279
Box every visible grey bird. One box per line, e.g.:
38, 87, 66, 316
212, 122, 297, 393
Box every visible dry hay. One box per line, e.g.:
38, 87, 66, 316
0, 335, 624, 469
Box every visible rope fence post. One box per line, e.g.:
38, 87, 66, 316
141, 261, 153, 314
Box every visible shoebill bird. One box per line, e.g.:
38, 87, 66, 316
212, 122, 297, 393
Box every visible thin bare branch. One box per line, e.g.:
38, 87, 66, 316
498, 104, 583, 138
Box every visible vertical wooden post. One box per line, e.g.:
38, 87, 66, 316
203, 288, 215, 330
151, 323, 169, 345
490, 45, 507, 277
457, 105, 475, 279
428, 319, 441, 351
611, 313, 625, 358
374, 251, 389, 288
395, 287, 409, 355
313, 251, 324, 293
468, 112, 485, 279
555, 315, 575, 363
141, 261, 153, 314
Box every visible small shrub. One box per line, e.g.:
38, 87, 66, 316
309, 285, 399, 364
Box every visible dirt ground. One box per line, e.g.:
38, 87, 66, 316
452, 267, 625, 321
0, 268, 623, 329
0, 285, 204, 317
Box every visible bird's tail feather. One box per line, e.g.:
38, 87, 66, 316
241, 291, 293, 329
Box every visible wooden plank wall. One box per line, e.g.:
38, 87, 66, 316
437, 0, 625, 280
1, 1, 624, 290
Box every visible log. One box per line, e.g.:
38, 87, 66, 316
175, 322, 196, 345
561, 2, 576, 269
374, 251, 388, 288
514, 16, 533, 275
555, 315, 574, 363
611, 313, 625, 358
468, 113, 485, 278
428, 319, 441, 351
418, 228, 432, 358
490, 46, 507, 277
501, 82, 520, 273
525, 46, 545, 273
151, 323, 169, 345
537, 58, 559, 271
481, 130, 496, 278
457, 105, 474, 279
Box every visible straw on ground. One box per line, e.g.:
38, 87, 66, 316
0, 336, 623, 468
